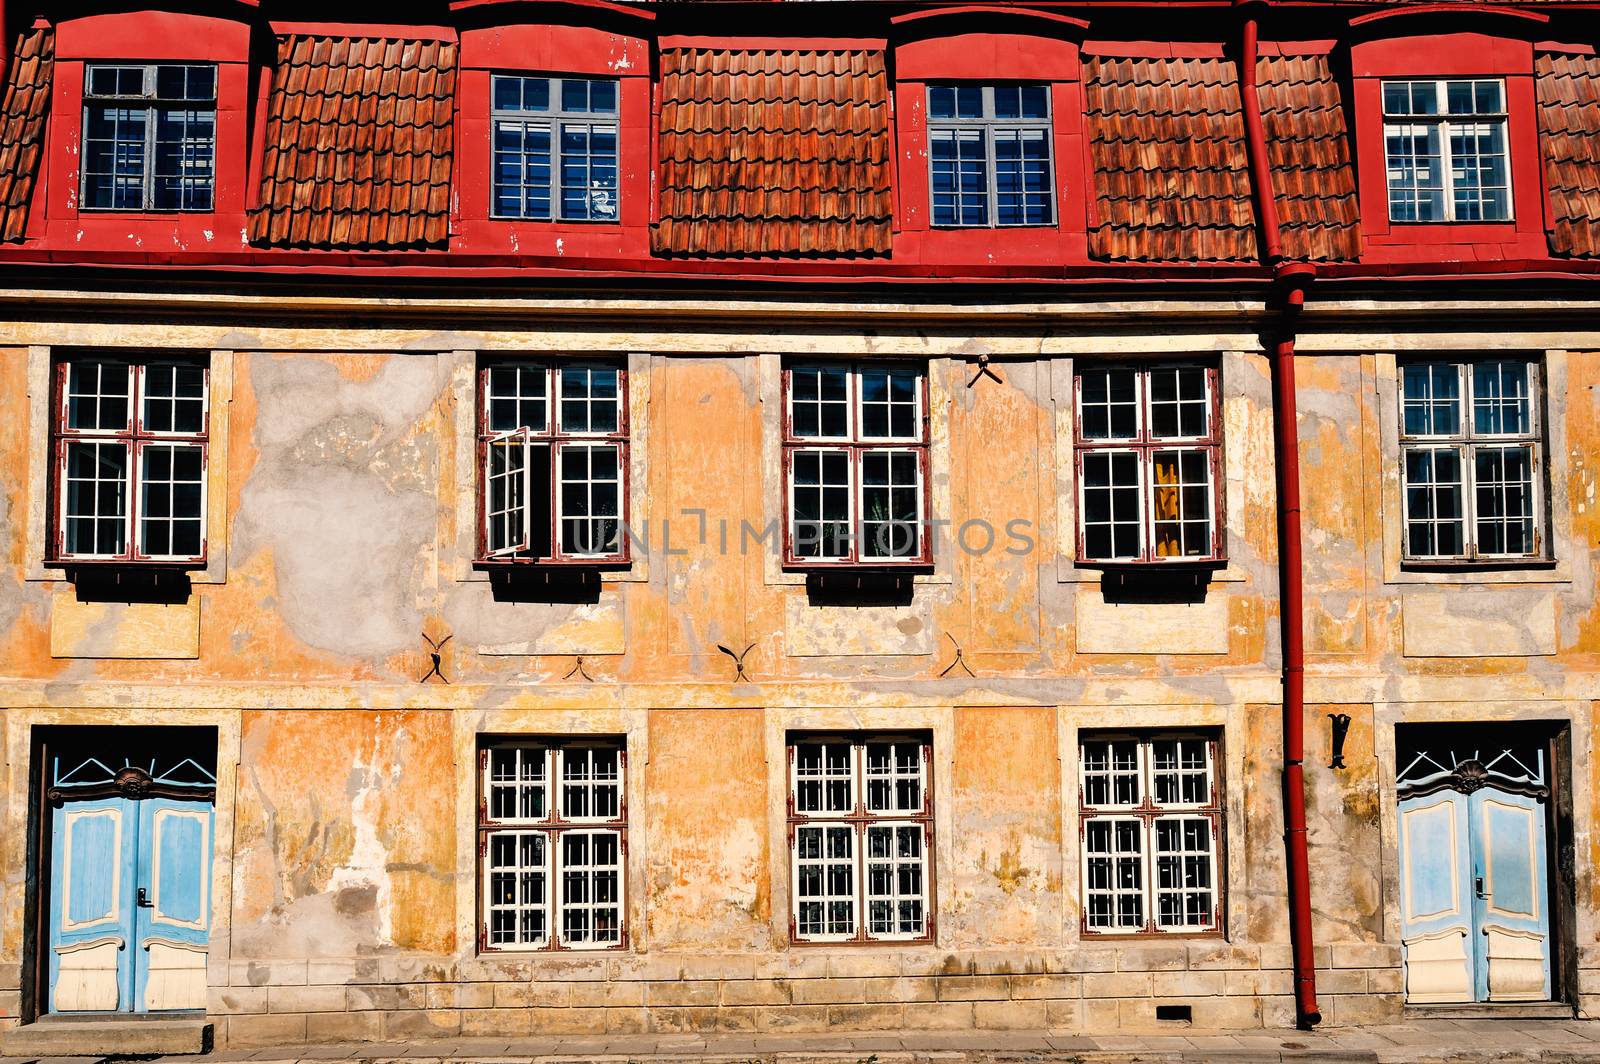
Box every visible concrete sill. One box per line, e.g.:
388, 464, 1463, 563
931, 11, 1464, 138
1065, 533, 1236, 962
1404, 1002, 1575, 1020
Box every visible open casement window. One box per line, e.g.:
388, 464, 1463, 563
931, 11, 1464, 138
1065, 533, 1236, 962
1383, 79, 1510, 223
478, 739, 627, 952
478, 361, 628, 565
1399, 358, 1545, 563
49, 355, 209, 566
783, 363, 931, 567
787, 734, 935, 945
1074, 364, 1223, 565
1078, 732, 1223, 937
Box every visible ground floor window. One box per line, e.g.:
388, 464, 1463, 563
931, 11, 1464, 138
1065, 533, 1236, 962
787, 732, 935, 944
1078, 731, 1223, 935
477, 738, 627, 952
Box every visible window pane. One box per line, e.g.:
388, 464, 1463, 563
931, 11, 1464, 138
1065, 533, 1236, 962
493, 121, 553, 219
790, 365, 850, 439
1147, 366, 1209, 439
64, 441, 129, 556
1081, 451, 1141, 560
1385, 122, 1444, 222
1083, 818, 1144, 931
66, 361, 131, 431
559, 122, 619, 221
1153, 816, 1216, 930
1472, 361, 1531, 436
488, 745, 548, 822
994, 127, 1052, 226
1150, 738, 1212, 806
561, 747, 622, 821
1079, 368, 1138, 440
1080, 739, 1142, 808
1151, 449, 1212, 559
1401, 363, 1462, 437
486, 364, 548, 433
82, 105, 148, 210
791, 449, 852, 559
1404, 446, 1466, 558
139, 443, 205, 557
560, 830, 623, 945
141, 362, 206, 434
860, 450, 921, 560
857, 366, 920, 439
929, 128, 988, 227
794, 824, 855, 938
1474, 444, 1536, 557
558, 444, 622, 557
793, 741, 854, 815
486, 831, 548, 947
558, 365, 621, 434
865, 741, 923, 814
865, 824, 926, 937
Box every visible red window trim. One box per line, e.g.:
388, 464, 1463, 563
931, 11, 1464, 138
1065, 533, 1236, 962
1072, 361, 1226, 568
474, 357, 632, 568
476, 736, 630, 954
785, 731, 937, 947
1077, 729, 1227, 940
47, 354, 211, 569
1348, 30, 1548, 260
780, 361, 933, 570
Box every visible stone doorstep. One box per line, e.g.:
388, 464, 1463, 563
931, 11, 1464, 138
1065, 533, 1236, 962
1402, 1003, 1578, 1021
0, 1016, 213, 1057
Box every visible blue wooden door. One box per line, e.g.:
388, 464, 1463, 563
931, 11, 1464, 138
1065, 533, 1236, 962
48, 797, 212, 1013
1398, 790, 1474, 1003
1398, 785, 1551, 1003
1469, 789, 1550, 1002
48, 798, 138, 1013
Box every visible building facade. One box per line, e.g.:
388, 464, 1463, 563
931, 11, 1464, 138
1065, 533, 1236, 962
0, 0, 1598, 1048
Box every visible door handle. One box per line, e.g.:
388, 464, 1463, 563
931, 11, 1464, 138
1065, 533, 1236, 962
136, 887, 154, 909
1474, 877, 1488, 900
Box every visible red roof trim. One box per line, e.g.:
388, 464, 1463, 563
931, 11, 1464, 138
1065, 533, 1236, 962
890, 7, 1090, 30
1080, 40, 1227, 58
449, 0, 655, 19
1537, 41, 1597, 56
266, 22, 458, 41
1349, 4, 1549, 27
656, 35, 888, 51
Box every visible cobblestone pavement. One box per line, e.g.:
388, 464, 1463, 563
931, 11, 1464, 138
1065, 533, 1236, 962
6, 1018, 1600, 1063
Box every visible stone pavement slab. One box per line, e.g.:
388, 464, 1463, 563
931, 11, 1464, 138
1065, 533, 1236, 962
3, 1018, 1600, 1064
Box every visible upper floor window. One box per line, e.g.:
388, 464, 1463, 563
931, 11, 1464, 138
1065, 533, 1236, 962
1079, 732, 1223, 936
788, 733, 934, 944
1383, 79, 1509, 223
783, 363, 930, 567
1400, 357, 1543, 562
50, 355, 208, 565
491, 75, 619, 223
1074, 363, 1222, 564
479, 359, 628, 565
478, 739, 627, 952
81, 64, 215, 212
927, 84, 1053, 227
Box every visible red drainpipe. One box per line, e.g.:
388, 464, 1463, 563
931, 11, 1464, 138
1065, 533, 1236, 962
1237, 0, 1321, 1029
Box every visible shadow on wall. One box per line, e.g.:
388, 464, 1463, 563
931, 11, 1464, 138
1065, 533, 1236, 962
1099, 567, 1214, 605
71, 568, 193, 605
489, 567, 604, 605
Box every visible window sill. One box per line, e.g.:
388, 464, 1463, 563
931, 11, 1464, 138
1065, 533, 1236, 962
1400, 557, 1556, 572
473, 558, 631, 571
1388, 556, 1569, 586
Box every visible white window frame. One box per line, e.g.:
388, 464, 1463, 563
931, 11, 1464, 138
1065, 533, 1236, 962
1078, 732, 1223, 937
1073, 363, 1223, 565
1381, 78, 1512, 224
787, 734, 935, 945
478, 360, 629, 565
782, 363, 931, 567
1398, 357, 1545, 563
478, 739, 627, 953
50, 355, 210, 566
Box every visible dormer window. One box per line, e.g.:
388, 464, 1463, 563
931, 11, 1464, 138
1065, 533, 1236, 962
1383, 79, 1510, 223
81, 63, 216, 212
927, 84, 1054, 228
491, 74, 619, 223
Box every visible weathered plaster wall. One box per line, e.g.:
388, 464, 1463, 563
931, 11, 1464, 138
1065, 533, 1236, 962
0, 325, 1595, 1040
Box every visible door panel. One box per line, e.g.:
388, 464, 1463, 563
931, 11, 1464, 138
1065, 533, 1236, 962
49, 799, 137, 1013
1470, 789, 1550, 1002
1398, 791, 1472, 1003
134, 799, 212, 1011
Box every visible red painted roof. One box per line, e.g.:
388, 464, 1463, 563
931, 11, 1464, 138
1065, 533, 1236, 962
652, 47, 892, 258
1085, 56, 1257, 263
1536, 50, 1600, 259
0, 26, 53, 244
248, 35, 457, 250
1259, 54, 1362, 263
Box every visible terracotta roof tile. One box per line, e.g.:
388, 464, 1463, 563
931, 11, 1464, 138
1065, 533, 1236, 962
1537, 51, 1600, 258
0, 25, 53, 244
652, 47, 891, 258
249, 34, 456, 250
1085, 55, 1256, 262
1258, 54, 1361, 262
